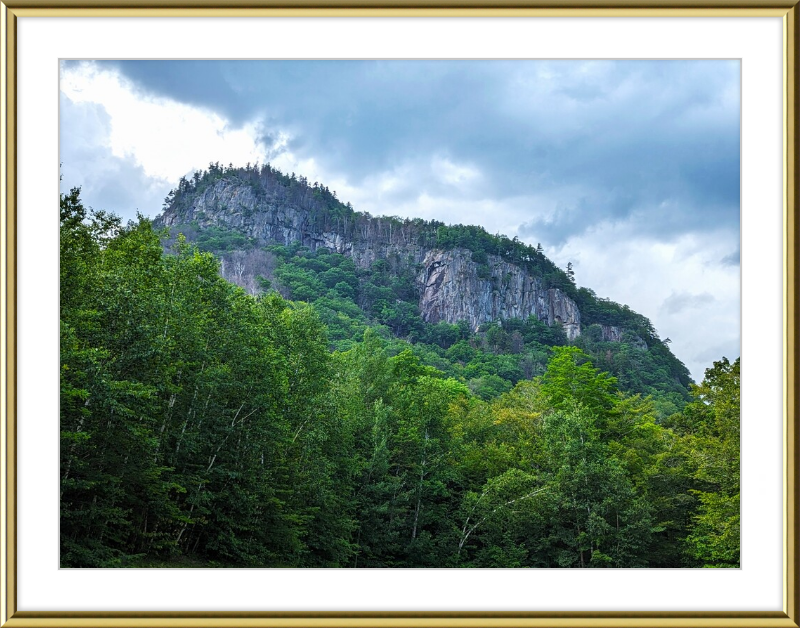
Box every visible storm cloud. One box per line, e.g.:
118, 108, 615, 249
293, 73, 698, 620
101, 60, 740, 242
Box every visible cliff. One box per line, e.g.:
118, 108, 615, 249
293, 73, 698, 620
419, 249, 581, 340
156, 173, 582, 336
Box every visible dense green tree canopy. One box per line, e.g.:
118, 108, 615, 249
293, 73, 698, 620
61, 187, 739, 568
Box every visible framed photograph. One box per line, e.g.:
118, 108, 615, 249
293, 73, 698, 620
1, 2, 798, 627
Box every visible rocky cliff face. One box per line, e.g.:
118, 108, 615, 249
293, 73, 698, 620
157, 178, 353, 255
597, 324, 647, 349
157, 178, 431, 266
157, 178, 581, 338
599, 324, 624, 343
418, 249, 581, 339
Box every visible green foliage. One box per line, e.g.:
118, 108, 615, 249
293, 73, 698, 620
61, 189, 355, 567
679, 358, 741, 567
541, 347, 618, 414
62, 183, 738, 569
686, 492, 740, 567
195, 224, 255, 252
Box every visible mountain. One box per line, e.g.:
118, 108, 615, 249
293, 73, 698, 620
154, 162, 692, 410
155, 164, 582, 335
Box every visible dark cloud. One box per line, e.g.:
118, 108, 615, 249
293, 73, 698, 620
255, 129, 291, 162
661, 291, 716, 315
96, 59, 739, 246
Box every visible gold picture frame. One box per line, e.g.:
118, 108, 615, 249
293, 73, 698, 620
2, 4, 798, 627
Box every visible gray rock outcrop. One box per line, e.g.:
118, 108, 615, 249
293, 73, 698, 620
418, 249, 581, 339
156, 178, 581, 339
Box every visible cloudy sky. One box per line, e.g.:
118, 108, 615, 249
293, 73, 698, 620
59, 60, 740, 382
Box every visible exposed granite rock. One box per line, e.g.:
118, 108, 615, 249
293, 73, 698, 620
591, 324, 647, 349
156, 179, 355, 255
157, 178, 582, 339
418, 249, 581, 339
599, 325, 623, 343
155, 179, 433, 268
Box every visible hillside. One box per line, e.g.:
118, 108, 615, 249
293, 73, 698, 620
155, 163, 692, 412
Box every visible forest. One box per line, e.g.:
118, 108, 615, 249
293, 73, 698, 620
60, 185, 740, 568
